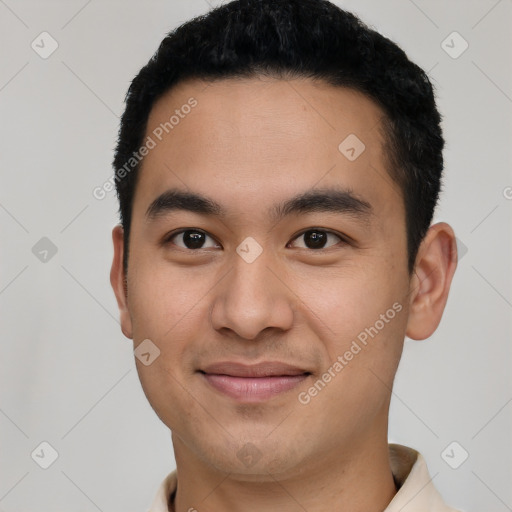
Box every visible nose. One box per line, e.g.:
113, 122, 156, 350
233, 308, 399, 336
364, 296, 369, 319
210, 249, 295, 341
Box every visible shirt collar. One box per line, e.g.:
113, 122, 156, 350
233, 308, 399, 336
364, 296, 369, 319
148, 444, 458, 512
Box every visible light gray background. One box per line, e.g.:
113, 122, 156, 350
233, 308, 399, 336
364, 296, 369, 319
0, 0, 511, 511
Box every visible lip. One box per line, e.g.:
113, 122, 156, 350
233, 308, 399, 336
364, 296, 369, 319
200, 361, 310, 402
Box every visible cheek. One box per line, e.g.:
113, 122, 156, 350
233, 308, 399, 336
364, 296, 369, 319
127, 262, 215, 417
297, 300, 407, 438
127, 260, 211, 341
135, 354, 197, 435
292, 264, 406, 350
291, 264, 408, 419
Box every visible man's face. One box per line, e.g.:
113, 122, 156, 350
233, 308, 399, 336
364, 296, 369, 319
121, 77, 413, 477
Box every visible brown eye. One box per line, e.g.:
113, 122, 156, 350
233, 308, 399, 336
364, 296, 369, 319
168, 229, 220, 250
289, 229, 343, 250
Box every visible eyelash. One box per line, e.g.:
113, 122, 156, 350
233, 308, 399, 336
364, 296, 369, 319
163, 228, 349, 251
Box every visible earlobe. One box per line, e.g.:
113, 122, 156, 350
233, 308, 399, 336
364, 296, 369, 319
110, 225, 133, 339
405, 222, 458, 341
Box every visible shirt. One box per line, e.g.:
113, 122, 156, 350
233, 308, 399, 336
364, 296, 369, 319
148, 443, 461, 512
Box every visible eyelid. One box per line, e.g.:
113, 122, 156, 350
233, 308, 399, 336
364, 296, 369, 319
287, 227, 351, 248
163, 228, 222, 249
162, 227, 351, 251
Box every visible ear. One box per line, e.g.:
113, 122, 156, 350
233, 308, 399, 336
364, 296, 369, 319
406, 222, 458, 340
110, 225, 133, 339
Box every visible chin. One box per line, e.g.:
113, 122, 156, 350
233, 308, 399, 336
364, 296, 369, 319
192, 433, 309, 480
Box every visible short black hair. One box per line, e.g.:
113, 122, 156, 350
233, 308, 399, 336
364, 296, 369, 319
113, 0, 444, 274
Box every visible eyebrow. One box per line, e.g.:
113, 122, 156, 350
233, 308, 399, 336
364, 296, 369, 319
145, 187, 373, 223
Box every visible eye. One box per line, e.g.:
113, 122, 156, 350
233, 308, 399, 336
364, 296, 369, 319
287, 229, 345, 250
166, 229, 221, 250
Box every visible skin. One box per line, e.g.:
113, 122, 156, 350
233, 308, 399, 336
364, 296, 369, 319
111, 77, 457, 512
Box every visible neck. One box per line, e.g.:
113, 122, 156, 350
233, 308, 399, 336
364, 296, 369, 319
172, 433, 397, 512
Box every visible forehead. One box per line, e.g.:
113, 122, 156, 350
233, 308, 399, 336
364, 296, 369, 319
146, 76, 385, 160
134, 76, 402, 223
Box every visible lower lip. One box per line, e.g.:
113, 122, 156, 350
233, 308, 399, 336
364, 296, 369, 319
202, 373, 309, 402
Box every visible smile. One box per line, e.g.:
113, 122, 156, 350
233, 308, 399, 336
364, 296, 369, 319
199, 361, 311, 402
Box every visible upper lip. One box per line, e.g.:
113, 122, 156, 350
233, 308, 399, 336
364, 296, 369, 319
201, 361, 310, 378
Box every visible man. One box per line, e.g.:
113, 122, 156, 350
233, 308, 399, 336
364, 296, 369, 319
110, 0, 460, 510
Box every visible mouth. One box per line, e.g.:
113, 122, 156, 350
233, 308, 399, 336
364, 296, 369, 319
199, 361, 311, 402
